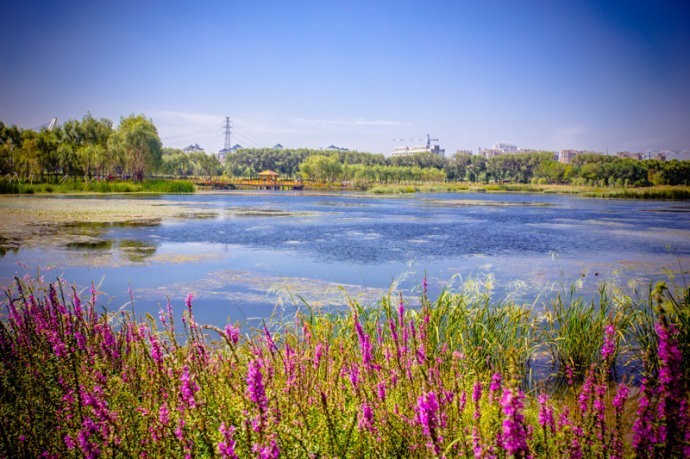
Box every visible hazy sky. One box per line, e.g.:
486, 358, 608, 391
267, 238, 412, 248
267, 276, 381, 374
1, 0, 689, 156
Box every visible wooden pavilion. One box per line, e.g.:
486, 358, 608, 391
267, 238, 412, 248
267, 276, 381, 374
257, 170, 279, 183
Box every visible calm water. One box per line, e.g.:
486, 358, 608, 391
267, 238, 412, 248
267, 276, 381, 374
2, 192, 689, 327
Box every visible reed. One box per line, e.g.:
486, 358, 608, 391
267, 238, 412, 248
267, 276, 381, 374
0, 178, 195, 194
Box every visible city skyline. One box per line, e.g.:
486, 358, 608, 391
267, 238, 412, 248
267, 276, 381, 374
1, 1, 689, 157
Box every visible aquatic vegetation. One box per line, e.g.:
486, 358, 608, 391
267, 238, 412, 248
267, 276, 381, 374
0, 179, 195, 194
0, 275, 688, 457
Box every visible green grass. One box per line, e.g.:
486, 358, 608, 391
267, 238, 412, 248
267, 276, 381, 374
0, 178, 195, 194
365, 182, 690, 200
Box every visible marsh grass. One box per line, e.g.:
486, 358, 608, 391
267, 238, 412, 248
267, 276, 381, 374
0, 178, 195, 194
366, 182, 690, 200
1, 274, 688, 457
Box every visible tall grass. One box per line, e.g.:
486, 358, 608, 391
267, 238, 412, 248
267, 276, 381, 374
0, 275, 688, 457
0, 179, 195, 194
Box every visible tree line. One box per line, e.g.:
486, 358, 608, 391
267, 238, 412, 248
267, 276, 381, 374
2, 115, 688, 186
226, 148, 689, 187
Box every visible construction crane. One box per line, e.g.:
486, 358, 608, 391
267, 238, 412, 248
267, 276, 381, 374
426, 134, 438, 149
392, 134, 440, 147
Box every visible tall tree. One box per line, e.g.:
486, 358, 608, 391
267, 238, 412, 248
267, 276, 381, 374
108, 115, 162, 181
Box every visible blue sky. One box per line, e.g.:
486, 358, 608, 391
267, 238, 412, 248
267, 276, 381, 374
1, 0, 689, 156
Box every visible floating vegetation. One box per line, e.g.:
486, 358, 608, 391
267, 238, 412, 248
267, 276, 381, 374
174, 211, 220, 219
0, 235, 20, 257
421, 198, 553, 207
118, 239, 157, 262
65, 237, 113, 250
0, 196, 200, 249
226, 207, 319, 218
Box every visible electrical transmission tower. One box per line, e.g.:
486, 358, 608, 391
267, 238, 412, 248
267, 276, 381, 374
224, 117, 232, 151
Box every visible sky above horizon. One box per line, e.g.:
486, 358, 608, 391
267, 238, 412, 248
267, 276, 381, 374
1, 0, 689, 157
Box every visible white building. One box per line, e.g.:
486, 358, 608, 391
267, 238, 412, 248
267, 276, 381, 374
493, 143, 517, 153
558, 149, 601, 164
392, 144, 445, 157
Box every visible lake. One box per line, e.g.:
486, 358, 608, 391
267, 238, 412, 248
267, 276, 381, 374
1, 192, 689, 327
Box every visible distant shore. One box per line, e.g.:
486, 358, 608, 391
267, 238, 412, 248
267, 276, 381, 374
1, 177, 689, 200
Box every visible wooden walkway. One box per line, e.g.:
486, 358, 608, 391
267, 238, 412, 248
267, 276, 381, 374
195, 179, 304, 191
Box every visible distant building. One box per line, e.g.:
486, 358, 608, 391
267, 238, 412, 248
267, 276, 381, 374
183, 143, 204, 153
493, 143, 517, 153
477, 143, 519, 158
559, 150, 579, 164
392, 134, 444, 157
477, 148, 504, 159
455, 149, 473, 156
616, 151, 643, 160
218, 144, 243, 161
392, 144, 445, 157
559, 149, 600, 164
648, 152, 668, 161
273, 143, 284, 150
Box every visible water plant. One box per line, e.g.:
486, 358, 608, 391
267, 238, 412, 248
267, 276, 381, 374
0, 274, 688, 457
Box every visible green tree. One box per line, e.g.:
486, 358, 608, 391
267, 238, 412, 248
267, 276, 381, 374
108, 115, 162, 181
299, 154, 343, 182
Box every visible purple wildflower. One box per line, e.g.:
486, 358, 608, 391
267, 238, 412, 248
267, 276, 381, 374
458, 390, 467, 413
654, 320, 688, 455
377, 381, 387, 401
263, 325, 277, 353
601, 323, 616, 361
180, 365, 199, 409
77, 417, 101, 459
252, 439, 280, 459
398, 301, 405, 329
348, 364, 360, 390
358, 402, 376, 432
313, 342, 324, 368
613, 383, 629, 416
148, 332, 164, 368
472, 381, 482, 420
472, 426, 483, 458
64, 434, 75, 450
489, 373, 502, 401
158, 403, 170, 425
354, 315, 374, 370
578, 368, 595, 413
565, 364, 574, 386
218, 422, 238, 459
415, 391, 443, 456
247, 359, 268, 432
632, 376, 653, 455
501, 387, 530, 457
538, 393, 555, 433
224, 323, 240, 345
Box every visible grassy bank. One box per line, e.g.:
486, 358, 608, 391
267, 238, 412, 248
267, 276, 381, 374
367, 182, 690, 199
1, 276, 688, 457
0, 179, 195, 194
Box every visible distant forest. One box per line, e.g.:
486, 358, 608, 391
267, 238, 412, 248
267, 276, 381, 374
1, 115, 688, 187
